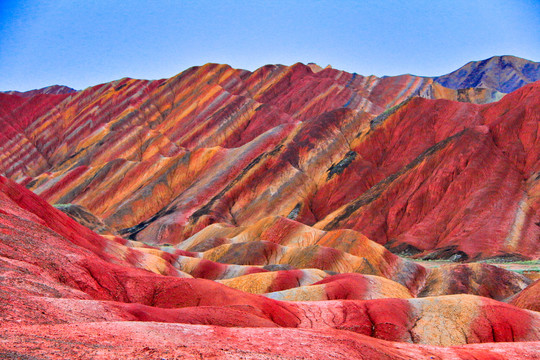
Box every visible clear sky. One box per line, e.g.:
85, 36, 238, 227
1, 0, 539, 91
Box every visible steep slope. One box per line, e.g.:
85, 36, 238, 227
434, 55, 540, 93
0, 65, 454, 227
511, 279, 540, 311
0, 62, 502, 182
2, 58, 540, 359
1, 66, 538, 260
0, 92, 72, 177
314, 82, 540, 259
135, 82, 538, 260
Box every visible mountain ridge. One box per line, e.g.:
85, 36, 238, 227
3, 84, 77, 97
434, 55, 540, 93
5, 55, 537, 96
1, 59, 538, 261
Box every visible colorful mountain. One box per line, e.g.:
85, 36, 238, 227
1, 56, 539, 358
1, 61, 538, 261
3, 85, 77, 97
1, 175, 539, 359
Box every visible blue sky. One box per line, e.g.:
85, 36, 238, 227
1, 0, 538, 91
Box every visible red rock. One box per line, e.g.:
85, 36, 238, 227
1, 323, 539, 359
418, 263, 531, 300
511, 279, 540, 311
265, 273, 413, 301
1, 173, 540, 360
3, 84, 77, 97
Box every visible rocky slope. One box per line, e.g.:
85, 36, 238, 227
511, 279, 540, 311
1, 61, 538, 261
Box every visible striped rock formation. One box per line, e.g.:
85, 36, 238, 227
418, 263, 532, 300
181, 216, 426, 293
1, 57, 539, 358
1, 176, 540, 359
1, 61, 533, 261
511, 279, 540, 312
99, 81, 540, 259
265, 273, 413, 301
314, 82, 540, 260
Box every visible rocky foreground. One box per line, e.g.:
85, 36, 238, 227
1, 175, 539, 358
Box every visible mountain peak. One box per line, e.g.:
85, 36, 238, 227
434, 55, 540, 93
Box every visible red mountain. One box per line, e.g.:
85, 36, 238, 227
2, 63, 537, 261
1, 58, 539, 358
3, 84, 77, 97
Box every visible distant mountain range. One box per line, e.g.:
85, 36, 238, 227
4, 55, 538, 97
434, 55, 540, 93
